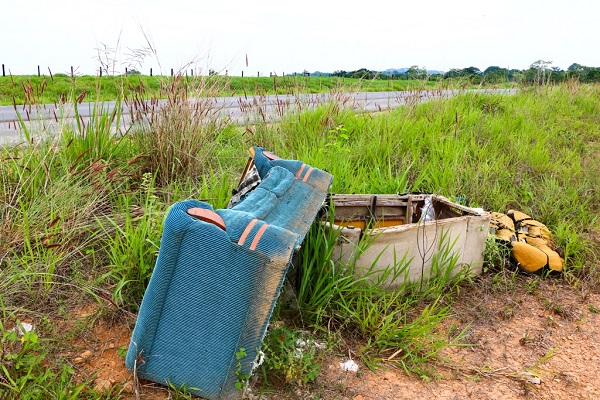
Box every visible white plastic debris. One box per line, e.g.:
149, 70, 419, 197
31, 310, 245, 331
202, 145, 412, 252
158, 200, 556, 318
420, 195, 436, 222
470, 207, 485, 215
295, 338, 326, 349
252, 350, 265, 371
339, 359, 359, 373
14, 322, 34, 336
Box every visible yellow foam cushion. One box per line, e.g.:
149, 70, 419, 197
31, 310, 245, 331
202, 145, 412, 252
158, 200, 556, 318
507, 209, 532, 223
537, 244, 563, 272
491, 212, 515, 231
511, 241, 548, 273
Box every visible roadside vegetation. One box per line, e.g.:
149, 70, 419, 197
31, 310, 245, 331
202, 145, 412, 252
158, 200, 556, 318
0, 74, 598, 398
4, 59, 599, 106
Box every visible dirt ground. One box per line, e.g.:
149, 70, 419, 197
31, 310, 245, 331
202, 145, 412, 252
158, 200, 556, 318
309, 275, 600, 400
69, 269, 600, 400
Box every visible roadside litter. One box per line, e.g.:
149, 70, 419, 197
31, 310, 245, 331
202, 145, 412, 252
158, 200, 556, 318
13, 322, 35, 336
125, 148, 495, 398
322, 194, 490, 288
340, 359, 359, 373
490, 210, 563, 274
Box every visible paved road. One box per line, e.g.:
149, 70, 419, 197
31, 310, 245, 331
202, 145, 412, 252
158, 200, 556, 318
0, 89, 515, 145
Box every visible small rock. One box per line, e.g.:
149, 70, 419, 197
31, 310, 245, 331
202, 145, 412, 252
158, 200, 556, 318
108, 342, 115, 349
73, 357, 85, 364
80, 350, 93, 360
93, 378, 115, 393
517, 371, 542, 385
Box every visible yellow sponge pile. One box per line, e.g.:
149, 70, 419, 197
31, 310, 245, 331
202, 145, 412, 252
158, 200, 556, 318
490, 210, 563, 274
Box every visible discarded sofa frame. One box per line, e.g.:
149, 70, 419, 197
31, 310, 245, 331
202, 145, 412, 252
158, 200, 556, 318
126, 147, 332, 399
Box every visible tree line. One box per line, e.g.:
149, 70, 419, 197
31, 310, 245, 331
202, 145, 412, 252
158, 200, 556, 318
330, 61, 600, 84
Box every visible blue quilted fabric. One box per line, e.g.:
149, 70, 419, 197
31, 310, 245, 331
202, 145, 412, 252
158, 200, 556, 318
126, 150, 332, 399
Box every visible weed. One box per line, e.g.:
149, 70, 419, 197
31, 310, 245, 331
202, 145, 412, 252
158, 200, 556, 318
260, 324, 322, 386
96, 173, 163, 307
0, 316, 88, 399
164, 382, 199, 399
483, 236, 512, 272
234, 348, 250, 390
525, 277, 540, 295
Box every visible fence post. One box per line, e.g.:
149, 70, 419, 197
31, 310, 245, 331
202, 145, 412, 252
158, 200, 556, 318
71, 66, 73, 77
38, 65, 40, 77
100, 68, 102, 77
125, 67, 128, 75
258, 72, 260, 77
225, 70, 228, 76
191, 69, 193, 76
2, 64, 4, 77
150, 68, 153, 77
241, 71, 244, 77
171, 68, 173, 76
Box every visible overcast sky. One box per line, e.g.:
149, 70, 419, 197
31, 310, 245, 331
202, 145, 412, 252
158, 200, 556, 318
2, 0, 598, 76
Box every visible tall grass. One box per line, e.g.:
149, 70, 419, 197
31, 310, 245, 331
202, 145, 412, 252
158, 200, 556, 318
126, 73, 242, 187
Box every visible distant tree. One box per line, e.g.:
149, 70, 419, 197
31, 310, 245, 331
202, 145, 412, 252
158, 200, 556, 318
550, 66, 566, 82
332, 70, 348, 78
567, 63, 584, 72
444, 66, 481, 82
351, 68, 375, 79
406, 65, 427, 80
509, 69, 522, 81
572, 65, 600, 82
463, 66, 482, 75
443, 68, 462, 79
483, 66, 510, 83
483, 66, 502, 75
587, 67, 600, 82
566, 63, 586, 80
529, 60, 553, 84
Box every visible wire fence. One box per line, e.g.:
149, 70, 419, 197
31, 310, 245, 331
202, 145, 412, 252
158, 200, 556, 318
0, 64, 313, 79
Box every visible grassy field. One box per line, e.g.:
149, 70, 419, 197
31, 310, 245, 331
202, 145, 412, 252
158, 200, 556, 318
0, 77, 598, 398
0, 74, 504, 106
